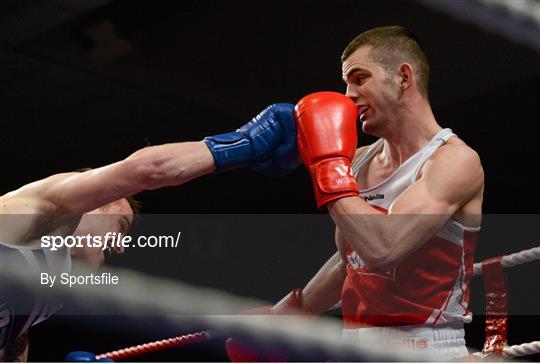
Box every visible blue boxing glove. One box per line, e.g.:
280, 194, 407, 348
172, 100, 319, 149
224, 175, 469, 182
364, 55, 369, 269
65, 351, 113, 362
65, 351, 96, 362
203, 103, 300, 176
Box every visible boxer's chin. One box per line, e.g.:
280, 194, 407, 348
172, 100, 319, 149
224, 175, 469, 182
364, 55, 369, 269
360, 113, 370, 129
361, 118, 378, 136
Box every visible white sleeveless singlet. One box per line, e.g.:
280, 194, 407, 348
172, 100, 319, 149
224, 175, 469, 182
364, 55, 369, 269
341, 129, 479, 360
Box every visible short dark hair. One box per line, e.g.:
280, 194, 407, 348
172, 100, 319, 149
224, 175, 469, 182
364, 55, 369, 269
341, 26, 430, 98
125, 195, 142, 215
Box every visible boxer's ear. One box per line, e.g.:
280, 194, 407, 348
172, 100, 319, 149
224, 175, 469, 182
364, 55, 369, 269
398, 63, 414, 91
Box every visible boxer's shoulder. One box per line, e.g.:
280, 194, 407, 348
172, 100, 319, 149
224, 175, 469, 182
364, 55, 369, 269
435, 138, 481, 169
441, 134, 480, 156
418, 138, 484, 203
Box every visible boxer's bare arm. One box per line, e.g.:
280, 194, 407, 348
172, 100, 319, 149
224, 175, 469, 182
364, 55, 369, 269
287, 145, 380, 313
2, 141, 215, 215
327, 143, 484, 270
301, 250, 347, 314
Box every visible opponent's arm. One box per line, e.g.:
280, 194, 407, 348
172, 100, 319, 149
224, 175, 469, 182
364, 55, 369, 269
5, 141, 214, 214
6, 103, 299, 214
328, 145, 484, 269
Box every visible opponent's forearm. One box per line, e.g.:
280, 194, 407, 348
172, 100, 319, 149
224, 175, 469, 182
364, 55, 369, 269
48, 142, 215, 213
125, 141, 215, 190
301, 252, 346, 314
16, 104, 298, 215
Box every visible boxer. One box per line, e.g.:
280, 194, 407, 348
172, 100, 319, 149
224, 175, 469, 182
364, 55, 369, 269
0, 103, 300, 360
294, 26, 484, 360
228, 26, 484, 361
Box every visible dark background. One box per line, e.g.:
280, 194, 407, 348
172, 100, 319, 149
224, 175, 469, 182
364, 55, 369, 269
1, 0, 539, 361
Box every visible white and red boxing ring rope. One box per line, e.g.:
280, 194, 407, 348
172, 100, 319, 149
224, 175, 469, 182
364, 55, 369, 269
94, 331, 212, 361
84, 246, 540, 361
473, 246, 540, 275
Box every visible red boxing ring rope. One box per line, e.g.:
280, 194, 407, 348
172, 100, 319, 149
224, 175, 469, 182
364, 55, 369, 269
95, 331, 212, 361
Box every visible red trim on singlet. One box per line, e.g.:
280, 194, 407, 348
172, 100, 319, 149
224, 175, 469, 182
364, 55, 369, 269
371, 205, 388, 214
342, 226, 477, 327
459, 230, 477, 316
433, 285, 456, 325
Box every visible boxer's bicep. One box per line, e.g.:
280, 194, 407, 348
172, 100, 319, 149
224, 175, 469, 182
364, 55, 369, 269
3, 173, 81, 213
21, 142, 215, 213
55, 162, 145, 212
390, 145, 483, 215
383, 146, 483, 264
23, 163, 140, 214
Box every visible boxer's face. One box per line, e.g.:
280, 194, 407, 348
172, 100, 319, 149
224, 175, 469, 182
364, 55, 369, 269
342, 45, 402, 136
71, 198, 134, 268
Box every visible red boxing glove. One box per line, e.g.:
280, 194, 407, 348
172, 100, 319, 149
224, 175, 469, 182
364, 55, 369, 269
295, 92, 359, 208
225, 289, 314, 362
272, 288, 313, 316
225, 336, 287, 362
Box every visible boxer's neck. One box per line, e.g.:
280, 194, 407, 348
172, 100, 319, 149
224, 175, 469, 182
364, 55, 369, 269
379, 101, 441, 167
